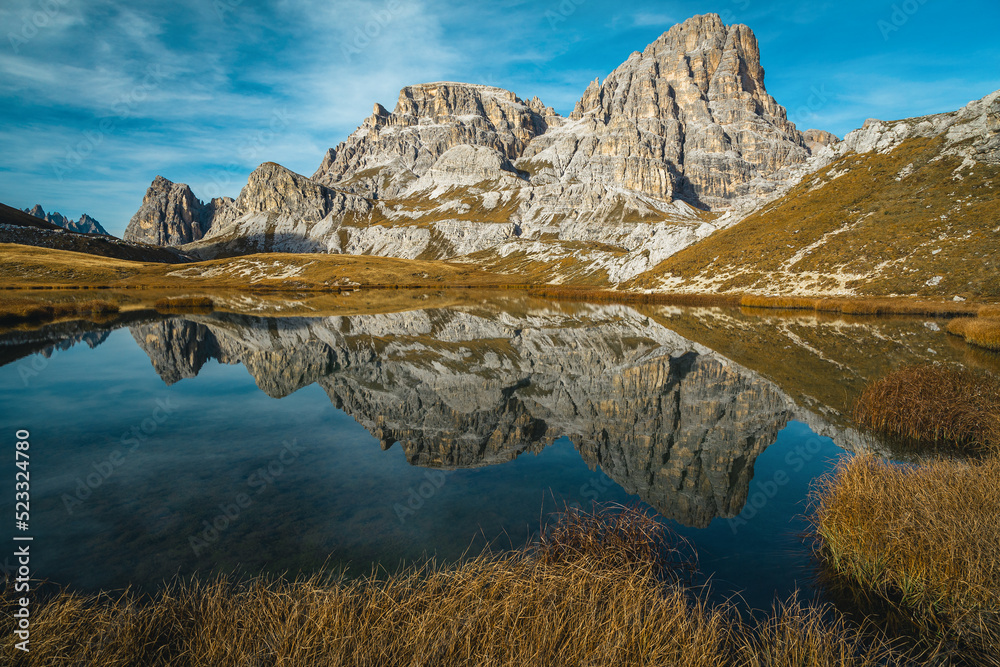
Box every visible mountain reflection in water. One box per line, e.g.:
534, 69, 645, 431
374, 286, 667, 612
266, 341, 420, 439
129, 306, 856, 529
2, 298, 984, 603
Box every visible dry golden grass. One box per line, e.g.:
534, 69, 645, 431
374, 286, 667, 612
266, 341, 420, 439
0, 243, 518, 291
2, 506, 905, 666
630, 137, 1000, 298
740, 295, 980, 317
948, 316, 1000, 352
813, 456, 1000, 664
852, 364, 1000, 454
979, 305, 1000, 318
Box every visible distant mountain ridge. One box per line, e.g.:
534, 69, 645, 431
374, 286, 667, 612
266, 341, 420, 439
24, 204, 109, 235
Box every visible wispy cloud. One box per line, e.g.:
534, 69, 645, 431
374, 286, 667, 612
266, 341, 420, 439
1, 0, 998, 235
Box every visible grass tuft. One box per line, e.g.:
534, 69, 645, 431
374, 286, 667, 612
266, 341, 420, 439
2, 505, 904, 666
813, 456, 1000, 664
852, 364, 1000, 454
949, 315, 1000, 352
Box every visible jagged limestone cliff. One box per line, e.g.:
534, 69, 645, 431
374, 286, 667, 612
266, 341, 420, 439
116, 13, 998, 297
127, 14, 827, 282
124, 176, 229, 246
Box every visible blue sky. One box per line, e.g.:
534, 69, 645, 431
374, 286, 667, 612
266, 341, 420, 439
1, 0, 998, 236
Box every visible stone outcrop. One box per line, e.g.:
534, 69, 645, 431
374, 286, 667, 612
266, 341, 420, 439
405, 145, 526, 194
802, 129, 839, 154
835, 89, 1000, 164
25, 204, 110, 235
124, 176, 224, 246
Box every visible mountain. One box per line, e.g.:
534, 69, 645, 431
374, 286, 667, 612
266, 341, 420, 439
189, 162, 372, 256
124, 176, 230, 246
312, 83, 552, 199
132, 14, 817, 269
24, 204, 110, 235
116, 12, 998, 298
629, 90, 1000, 298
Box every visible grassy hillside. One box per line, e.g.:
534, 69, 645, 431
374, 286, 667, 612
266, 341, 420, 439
1, 202, 188, 263
0, 243, 515, 290
629, 136, 1000, 298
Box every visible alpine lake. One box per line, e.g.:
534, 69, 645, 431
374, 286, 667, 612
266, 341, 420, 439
3, 291, 996, 613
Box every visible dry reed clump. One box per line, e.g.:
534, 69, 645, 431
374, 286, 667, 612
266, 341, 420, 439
153, 296, 215, 312
948, 316, 1000, 352
813, 456, 1000, 664
535, 503, 697, 581
852, 364, 1000, 454
1, 505, 905, 666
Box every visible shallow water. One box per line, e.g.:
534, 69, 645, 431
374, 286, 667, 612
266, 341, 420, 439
0, 297, 991, 611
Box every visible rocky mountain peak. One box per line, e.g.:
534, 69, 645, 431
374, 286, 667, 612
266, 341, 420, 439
803, 129, 839, 154
525, 12, 807, 209
193, 162, 373, 255
312, 82, 554, 199
124, 176, 217, 246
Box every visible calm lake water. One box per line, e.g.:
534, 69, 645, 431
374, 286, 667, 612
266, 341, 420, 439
1, 297, 993, 611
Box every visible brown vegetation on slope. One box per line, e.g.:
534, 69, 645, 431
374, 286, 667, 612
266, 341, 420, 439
629, 137, 1000, 298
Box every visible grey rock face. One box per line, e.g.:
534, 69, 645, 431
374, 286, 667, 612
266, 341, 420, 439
835, 89, 1000, 163
124, 176, 221, 246
128, 306, 819, 528
193, 162, 373, 255
802, 129, 839, 154
25, 205, 110, 235
519, 13, 807, 210
312, 83, 551, 199
405, 144, 526, 194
